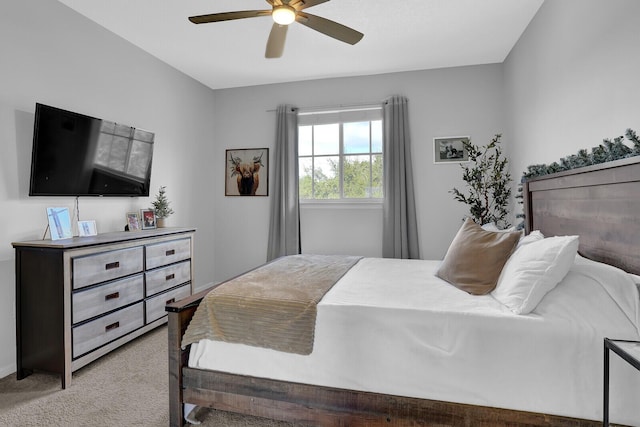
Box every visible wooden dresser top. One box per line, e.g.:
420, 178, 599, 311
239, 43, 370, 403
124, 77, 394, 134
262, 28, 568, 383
12, 227, 196, 250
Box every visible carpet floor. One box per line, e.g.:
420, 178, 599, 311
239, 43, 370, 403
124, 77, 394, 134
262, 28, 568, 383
0, 325, 300, 426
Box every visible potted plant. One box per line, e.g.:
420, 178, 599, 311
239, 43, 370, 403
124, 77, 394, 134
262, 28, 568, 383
450, 134, 512, 228
151, 186, 174, 228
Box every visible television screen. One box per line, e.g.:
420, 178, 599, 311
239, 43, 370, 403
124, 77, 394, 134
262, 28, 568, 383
29, 103, 154, 197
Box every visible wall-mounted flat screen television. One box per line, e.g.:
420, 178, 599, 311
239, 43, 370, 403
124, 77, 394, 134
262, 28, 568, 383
29, 103, 154, 197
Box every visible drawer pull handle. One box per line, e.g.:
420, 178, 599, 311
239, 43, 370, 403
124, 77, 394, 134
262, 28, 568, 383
105, 292, 120, 301
165, 273, 175, 281
105, 321, 120, 332
105, 261, 120, 270
165, 249, 175, 256
166, 298, 176, 305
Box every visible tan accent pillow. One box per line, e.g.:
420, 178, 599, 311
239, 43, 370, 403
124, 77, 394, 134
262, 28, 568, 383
436, 218, 521, 295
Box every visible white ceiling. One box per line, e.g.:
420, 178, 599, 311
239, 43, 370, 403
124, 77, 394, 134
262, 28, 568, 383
56, 0, 544, 90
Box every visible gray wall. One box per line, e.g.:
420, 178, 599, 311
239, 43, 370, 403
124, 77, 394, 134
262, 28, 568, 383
0, 0, 217, 377
504, 0, 640, 182
211, 66, 506, 281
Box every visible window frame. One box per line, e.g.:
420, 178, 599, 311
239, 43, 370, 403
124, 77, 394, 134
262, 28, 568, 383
298, 106, 383, 204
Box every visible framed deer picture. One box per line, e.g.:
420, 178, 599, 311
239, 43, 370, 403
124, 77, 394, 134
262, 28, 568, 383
225, 148, 269, 196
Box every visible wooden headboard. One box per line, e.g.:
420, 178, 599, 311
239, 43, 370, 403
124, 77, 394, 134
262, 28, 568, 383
523, 156, 640, 275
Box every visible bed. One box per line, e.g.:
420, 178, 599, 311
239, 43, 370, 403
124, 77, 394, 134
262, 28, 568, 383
167, 156, 640, 427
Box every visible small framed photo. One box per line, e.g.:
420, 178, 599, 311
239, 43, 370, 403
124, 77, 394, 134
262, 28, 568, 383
78, 220, 98, 237
141, 209, 156, 229
47, 207, 73, 240
434, 136, 470, 164
225, 148, 269, 196
126, 212, 140, 231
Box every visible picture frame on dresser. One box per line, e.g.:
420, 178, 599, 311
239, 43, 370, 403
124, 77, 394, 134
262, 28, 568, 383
126, 212, 140, 231
141, 209, 156, 230
77, 220, 97, 237
46, 207, 72, 240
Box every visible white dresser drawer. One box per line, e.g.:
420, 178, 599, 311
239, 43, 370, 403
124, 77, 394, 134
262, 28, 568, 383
73, 247, 144, 289
145, 283, 191, 324
145, 260, 191, 297
72, 302, 144, 358
72, 274, 144, 324
145, 238, 191, 270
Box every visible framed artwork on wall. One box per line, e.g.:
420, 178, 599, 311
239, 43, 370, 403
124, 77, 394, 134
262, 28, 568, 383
433, 136, 470, 164
225, 148, 269, 196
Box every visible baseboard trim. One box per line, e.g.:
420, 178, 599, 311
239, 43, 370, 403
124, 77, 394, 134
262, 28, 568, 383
0, 363, 17, 380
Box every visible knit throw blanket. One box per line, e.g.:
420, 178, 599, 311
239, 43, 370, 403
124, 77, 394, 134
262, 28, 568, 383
181, 254, 362, 355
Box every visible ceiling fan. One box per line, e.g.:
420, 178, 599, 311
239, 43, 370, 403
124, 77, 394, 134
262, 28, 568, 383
188, 0, 364, 58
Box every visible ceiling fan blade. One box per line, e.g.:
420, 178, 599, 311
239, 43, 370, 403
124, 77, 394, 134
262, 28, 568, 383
265, 23, 288, 58
291, 0, 330, 11
296, 12, 363, 45
189, 10, 271, 24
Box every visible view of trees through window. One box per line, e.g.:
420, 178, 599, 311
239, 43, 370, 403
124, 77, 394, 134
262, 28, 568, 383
299, 119, 383, 200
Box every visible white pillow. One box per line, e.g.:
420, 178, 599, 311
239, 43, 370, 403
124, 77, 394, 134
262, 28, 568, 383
629, 273, 640, 298
492, 235, 579, 314
481, 223, 532, 246
517, 230, 544, 249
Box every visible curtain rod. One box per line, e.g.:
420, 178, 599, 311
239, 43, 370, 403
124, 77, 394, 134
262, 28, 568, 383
266, 100, 383, 113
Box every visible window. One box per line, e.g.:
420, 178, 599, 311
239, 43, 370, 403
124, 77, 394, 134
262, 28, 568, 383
298, 106, 383, 201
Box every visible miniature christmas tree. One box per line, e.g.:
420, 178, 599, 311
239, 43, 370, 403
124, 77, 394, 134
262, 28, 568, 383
151, 186, 174, 224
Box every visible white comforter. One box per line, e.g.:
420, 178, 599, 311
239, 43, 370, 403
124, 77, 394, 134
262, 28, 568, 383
189, 256, 640, 425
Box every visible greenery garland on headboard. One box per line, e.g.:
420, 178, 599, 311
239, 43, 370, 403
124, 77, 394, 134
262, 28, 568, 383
515, 128, 640, 228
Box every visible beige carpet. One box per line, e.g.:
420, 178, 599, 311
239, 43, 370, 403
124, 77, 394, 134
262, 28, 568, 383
0, 325, 300, 426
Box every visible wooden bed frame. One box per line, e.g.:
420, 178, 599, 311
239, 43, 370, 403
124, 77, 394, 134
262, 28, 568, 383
167, 156, 640, 426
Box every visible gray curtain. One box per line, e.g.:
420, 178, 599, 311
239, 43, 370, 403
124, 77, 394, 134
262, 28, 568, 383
382, 96, 420, 259
267, 104, 300, 261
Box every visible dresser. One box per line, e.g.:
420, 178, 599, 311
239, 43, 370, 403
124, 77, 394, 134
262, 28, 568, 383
13, 227, 195, 388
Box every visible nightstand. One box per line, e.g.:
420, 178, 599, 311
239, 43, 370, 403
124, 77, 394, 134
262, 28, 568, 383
603, 338, 640, 426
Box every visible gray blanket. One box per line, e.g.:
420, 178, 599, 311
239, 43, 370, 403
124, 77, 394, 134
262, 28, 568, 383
181, 254, 362, 355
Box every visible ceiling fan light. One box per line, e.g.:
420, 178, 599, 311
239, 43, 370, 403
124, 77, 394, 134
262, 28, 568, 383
272, 6, 296, 25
